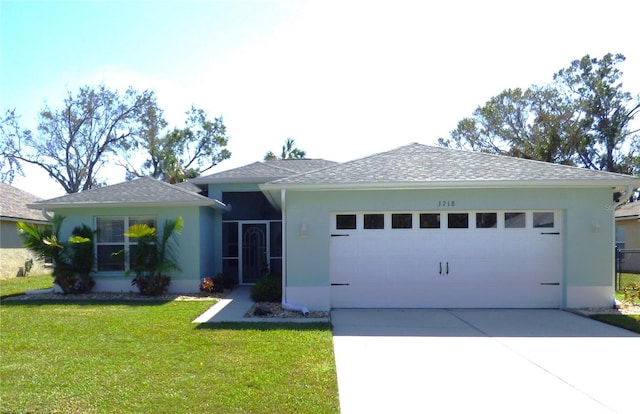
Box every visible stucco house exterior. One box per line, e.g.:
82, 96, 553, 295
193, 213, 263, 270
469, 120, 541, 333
615, 202, 640, 273
29, 143, 639, 310
0, 183, 52, 277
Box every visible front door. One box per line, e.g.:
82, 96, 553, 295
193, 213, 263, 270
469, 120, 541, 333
241, 223, 268, 284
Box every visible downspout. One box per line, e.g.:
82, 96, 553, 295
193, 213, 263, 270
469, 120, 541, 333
614, 186, 636, 209
280, 189, 287, 304
279, 188, 310, 316
41, 209, 54, 221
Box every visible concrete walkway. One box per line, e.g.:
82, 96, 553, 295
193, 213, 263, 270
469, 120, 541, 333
332, 309, 639, 414
192, 286, 329, 323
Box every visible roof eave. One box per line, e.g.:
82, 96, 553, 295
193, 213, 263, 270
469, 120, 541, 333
1, 215, 50, 224
27, 200, 229, 211
261, 179, 640, 191
191, 176, 289, 185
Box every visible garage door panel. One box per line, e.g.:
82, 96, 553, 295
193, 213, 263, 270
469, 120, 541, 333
330, 211, 562, 309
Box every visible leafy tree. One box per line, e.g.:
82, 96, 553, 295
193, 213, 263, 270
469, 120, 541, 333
124, 106, 231, 183
439, 53, 640, 175
554, 53, 640, 173
264, 137, 306, 160
439, 87, 579, 165
1, 85, 160, 192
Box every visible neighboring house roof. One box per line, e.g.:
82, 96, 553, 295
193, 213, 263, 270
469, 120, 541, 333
0, 183, 48, 222
28, 177, 227, 210
615, 202, 640, 220
262, 143, 640, 190
191, 159, 337, 184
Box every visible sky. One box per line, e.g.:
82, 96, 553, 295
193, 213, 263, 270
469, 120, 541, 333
2, 0, 639, 199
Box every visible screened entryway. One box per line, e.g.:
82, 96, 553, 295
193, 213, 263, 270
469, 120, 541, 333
220, 191, 283, 285
222, 221, 282, 284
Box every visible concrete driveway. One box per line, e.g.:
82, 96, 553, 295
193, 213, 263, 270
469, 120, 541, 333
331, 309, 639, 414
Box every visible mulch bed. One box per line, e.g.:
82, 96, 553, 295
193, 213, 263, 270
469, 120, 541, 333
245, 302, 329, 319
573, 300, 640, 316
4, 291, 227, 301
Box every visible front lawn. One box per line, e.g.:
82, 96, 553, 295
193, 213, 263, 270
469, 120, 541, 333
591, 314, 640, 334
0, 273, 53, 298
0, 300, 339, 413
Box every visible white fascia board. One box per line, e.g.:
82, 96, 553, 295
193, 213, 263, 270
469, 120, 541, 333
260, 187, 282, 209
1, 216, 50, 225
191, 176, 284, 185
27, 200, 230, 211
261, 179, 639, 192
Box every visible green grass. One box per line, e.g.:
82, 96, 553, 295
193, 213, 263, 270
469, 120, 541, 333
591, 314, 640, 334
0, 300, 339, 413
0, 273, 53, 298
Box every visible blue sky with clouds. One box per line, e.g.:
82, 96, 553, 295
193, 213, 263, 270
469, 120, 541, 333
2, 0, 639, 198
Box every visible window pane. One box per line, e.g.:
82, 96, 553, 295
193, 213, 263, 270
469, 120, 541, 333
364, 214, 384, 229
419, 213, 441, 229
476, 213, 497, 228
96, 218, 124, 243
392, 214, 412, 229
533, 212, 554, 228
448, 213, 468, 228
222, 192, 280, 220
222, 258, 239, 286
97, 245, 125, 271
336, 214, 357, 230
129, 244, 156, 270
505, 212, 526, 228
270, 221, 282, 257
130, 217, 156, 228
222, 222, 238, 257
269, 258, 282, 276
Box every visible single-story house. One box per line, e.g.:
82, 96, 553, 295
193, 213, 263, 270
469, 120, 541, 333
0, 183, 52, 277
615, 202, 640, 273
30, 143, 639, 310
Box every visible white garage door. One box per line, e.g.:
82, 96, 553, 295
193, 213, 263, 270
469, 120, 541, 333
330, 210, 562, 308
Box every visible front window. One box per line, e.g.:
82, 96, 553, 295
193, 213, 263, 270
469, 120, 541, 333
95, 216, 156, 271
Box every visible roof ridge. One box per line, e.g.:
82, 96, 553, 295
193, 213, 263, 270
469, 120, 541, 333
261, 161, 300, 174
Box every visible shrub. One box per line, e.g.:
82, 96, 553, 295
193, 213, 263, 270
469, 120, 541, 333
125, 217, 183, 296
200, 277, 215, 293
623, 282, 640, 304
132, 273, 171, 296
17, 217, 95, 294
250, 274, 282, 303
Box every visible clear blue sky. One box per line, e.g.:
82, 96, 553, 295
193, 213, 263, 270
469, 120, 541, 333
2, 0, 639, 198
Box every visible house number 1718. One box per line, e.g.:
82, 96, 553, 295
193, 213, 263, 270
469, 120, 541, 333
438, 201, 455, 207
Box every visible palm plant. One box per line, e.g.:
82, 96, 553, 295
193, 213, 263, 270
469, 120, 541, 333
125, 216, 183, 296
17, 216, 94, 293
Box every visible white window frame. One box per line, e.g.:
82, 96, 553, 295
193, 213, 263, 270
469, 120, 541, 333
95, 216, 156, 272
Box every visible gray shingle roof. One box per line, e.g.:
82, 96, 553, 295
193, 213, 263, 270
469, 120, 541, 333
0, 183, 47, 222
173, 181, 205, 194
616, 202, 640, 219
264, 143, 640, 188
29, 177, 226, 209
191, 159, 337, 184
